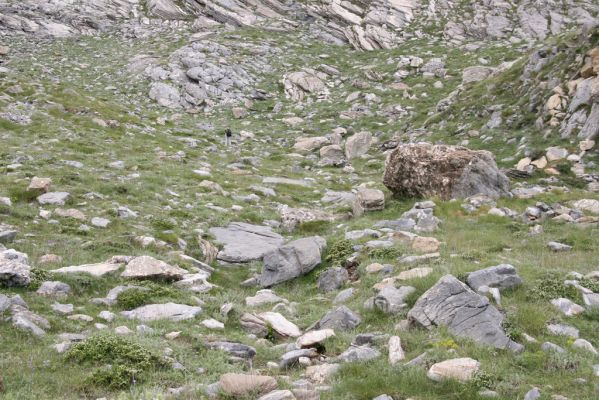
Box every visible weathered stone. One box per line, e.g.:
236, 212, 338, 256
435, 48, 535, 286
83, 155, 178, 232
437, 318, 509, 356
206, 341, 256, 359
37, 192, 70, 205
259, 236, 326, 287
408, 275, 522, 352
0, 249, 31, 287
373, 286, 416, 314
383, 143, 509, 200
296, 329, 335, 348
352, 187, 384, 216
345, 131, 372, 159
121, 256, 187, 280
121, 303, 202, 322
315, 306, 361, 331
317, 267, 349, 292
466, 264, 522, 292
427, 358, 480, 382
209, 222, 284, 264
36, 281, 70, 299
53, 261, 122, 277
338, 345, 380, 362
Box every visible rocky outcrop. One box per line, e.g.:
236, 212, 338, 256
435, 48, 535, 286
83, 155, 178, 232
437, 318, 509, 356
259, 236, 326, 287
408, 275, 523, 352
383, 143, 510, 200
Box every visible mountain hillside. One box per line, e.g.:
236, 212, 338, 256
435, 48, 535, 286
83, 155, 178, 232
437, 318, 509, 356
1, 1, 599, 399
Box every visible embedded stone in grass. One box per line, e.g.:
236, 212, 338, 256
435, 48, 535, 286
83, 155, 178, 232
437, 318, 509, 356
245, 289, 287, 307
206, 341, 256, 360
37, 191, 70, 205
259, 236, 326, 287
121, 255, 187, 280
209, 222, 284, 264
317, 267, 349, 293
296, 329, 335, 348
466, 264, 522, 292
547, 241, 572, 252
258, 311, 301, 338
427, 358, 480, 382
408, 275, 523, 352
53, 261, 123, 277
0, 248, 31, 287
338, 345, 381, 363
36, 281, 71, 299
121, 302, 202, 322
551, 298, 585, 316
314, 306, 361, 331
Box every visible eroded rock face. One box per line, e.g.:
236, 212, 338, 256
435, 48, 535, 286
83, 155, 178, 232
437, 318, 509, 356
259, 236, 326, 287
408, 275, 523, 352
383, 143, 510, 200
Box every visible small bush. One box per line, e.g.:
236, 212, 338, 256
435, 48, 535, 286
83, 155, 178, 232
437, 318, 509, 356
66, 333, 165, 389
116, 282, 185, 309
368, 246, 401, 260
526, 272, 578, 302
470, 370, 495, 390
28, 268, 52, 290
325, 239, 354, 266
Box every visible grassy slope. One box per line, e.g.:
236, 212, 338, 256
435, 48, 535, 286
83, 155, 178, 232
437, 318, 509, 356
0, 24, 598, 400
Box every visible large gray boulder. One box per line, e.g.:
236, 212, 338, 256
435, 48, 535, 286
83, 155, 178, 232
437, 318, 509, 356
408, 275, 523, 352
209, 222, 284, 264
467, 264, 522, 292
383, 143, 510, 200
259, 236, 326, 287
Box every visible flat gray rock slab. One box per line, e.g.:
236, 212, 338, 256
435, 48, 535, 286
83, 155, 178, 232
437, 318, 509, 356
121, 302, 202, 322
37, 192, 70, 205
408, 274, 523, 352
53, 262, 123, 277
209, 222, 284, 264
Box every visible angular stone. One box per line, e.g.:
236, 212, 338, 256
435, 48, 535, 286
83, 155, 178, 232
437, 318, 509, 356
338, 345, 381, 363
259, 236, 326, 287
345, 131, 372, 159
37, 192, 70, 205
209, 222, 284, 264
315, 306, 361, 331
352, 187, 384, 216
53, 261, 123, 277
121, 303, 202, 322
408, 275, 522, 352
467, 264, 522, 292
206, 341, 256, 359
297, 329, 336, 349
427, 358, 480, 382
317, 267, 349, 293
0, 249, 31, 287
121, 256, 187, 280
